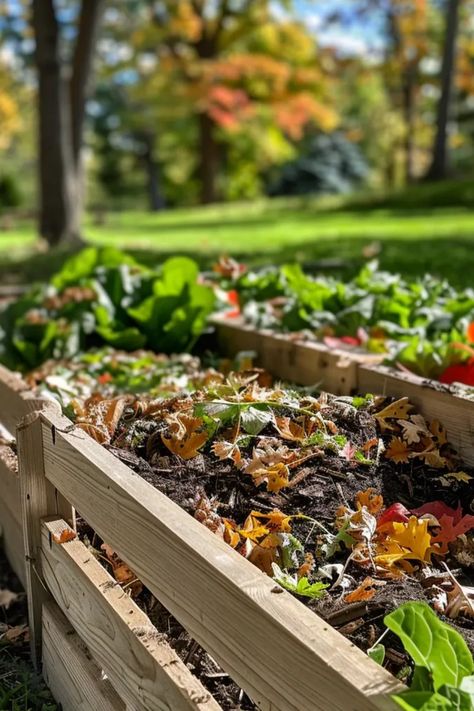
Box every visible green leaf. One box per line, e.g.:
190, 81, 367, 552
271, 563, 328, 600
392, 691, 452, 710
460, 676, 474, 706
368, 644, 386, 666
438, 685, 473, 710
241, 406, 272, 435
384, 602, 474, 691
321, 520, 357, 559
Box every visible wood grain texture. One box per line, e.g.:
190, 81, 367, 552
213, 316, 383, 394
359, 365, 474, 466
18, 411, 74, 665
42, 600, 124, 711
40, 408, 403, 711
0, 364, 58, 436
41, 517, 221, 711
0, 451, 24, 584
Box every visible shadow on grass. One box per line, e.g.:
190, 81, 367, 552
0, 233, 472, 289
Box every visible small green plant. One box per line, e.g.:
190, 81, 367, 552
271, 563, 328, 599
383, 602, 474, 710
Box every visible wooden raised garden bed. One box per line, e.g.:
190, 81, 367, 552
213, 317, 474, 467
213, 315, 384, 394
17, 404, 403, 711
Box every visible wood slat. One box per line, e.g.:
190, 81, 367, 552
39, 408, 403, 711
213, 316, 383, 394
0, 450, 24, 585
42, 600, 124, 711
0, 364, 53, 435
41, 517, 221, 711
359, 365, 474, 466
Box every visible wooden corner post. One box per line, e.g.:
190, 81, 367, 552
17, 408, 74, 667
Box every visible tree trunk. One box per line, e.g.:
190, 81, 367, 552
426, 0, 461, 181
32, 0, 103, 247
403, 69, 417, 182
142, 134, 165, 211
197, 112, 219, 204
33, 0, 78, 247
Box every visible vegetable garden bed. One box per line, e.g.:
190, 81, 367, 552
214, 317, 474, 467
18, 405, 403, 711
2, 354, 474, 709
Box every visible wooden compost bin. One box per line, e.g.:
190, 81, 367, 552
17, 405, 403, 711
212, 315, 384, 395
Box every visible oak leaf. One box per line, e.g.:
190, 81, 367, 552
374, 397, 412, 432
413, 502, 474, 554
385, 436, 410, 464
399, 414, 429, 444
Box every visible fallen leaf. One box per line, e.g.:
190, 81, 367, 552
211, 440, 242, 467
4, 624, 29, 642
440, 471, 472, 484
377, 503, 410, 532
414, 448, 447, 469
251, 510, 293, 532
399, 414, 429, 444
53, 529, 77, 544
0, 589, 19, 609
374, 397, 412, 432
385, 516, 433, 563
429, 420, 448, 447
341, 441, 358, 461
362, 437, 379, 453
274, 416, 306, 442
385, 436, 410, 464
162, 414, 208, 459
344, 577, 384, 603
356, 488, 384, 515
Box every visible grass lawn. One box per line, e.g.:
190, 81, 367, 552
1, 179, 474, 286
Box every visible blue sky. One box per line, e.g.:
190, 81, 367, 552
291, 1, 386, 57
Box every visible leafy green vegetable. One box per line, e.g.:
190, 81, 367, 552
384, 602, 474, 711
368, 644, 386, 666
0, 248, 215, 370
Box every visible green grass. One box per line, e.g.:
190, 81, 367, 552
1, 178, 474, 286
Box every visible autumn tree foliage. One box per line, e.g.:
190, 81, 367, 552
122, 1, 337, 204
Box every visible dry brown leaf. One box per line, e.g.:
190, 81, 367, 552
399, 414, 429, 445
429, 419, 448, 447
374, 397, 412, 432
414, 449, 447, 469
211, 440, 242, 467
385, 436, 410, 464
445, 577, 474, 619
76, 422, 109, 444
4, 624, 29, 642
162, 414, 208, 459
53, 529, 77, 544
297, 553, 315, 579
274, 416, 306, 442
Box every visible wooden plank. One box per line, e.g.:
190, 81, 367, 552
0, 449, 24, 585
42, 600, 124, 711
41, 517, 221, 711
0, 364, 54, 436
18, 410, 74, 666
40, 408, 403, 711
359, 365, 474, 467
213, 316, 383, 394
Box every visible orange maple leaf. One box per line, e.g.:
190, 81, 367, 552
385, 436, 410, 464
344, 577, 384, 603
356, 488, 384, 515
53, 528, 77, 544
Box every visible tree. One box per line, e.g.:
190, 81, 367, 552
426, 0, 462, 180
32, 0, 104, 246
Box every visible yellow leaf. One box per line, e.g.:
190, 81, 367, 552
442, 471, 472, 484
385, 436, 410, 464
429, 420, 448, 447
374, 397, 412, 432
251, 509, 292, 532
387, 516, 433, 563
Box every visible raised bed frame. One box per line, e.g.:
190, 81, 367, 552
0, 364, 404, 710
214, 317, 474, 466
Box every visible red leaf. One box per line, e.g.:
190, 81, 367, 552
377, 503, 410, 531
432, 513, 474, 554
439, 361, 474, 386
468, 322, 474, 343
412, 501, 463, 525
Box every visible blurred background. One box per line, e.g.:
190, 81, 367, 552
0, 0, 473, 285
